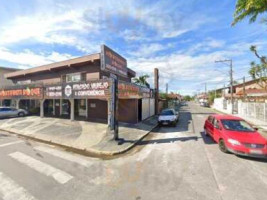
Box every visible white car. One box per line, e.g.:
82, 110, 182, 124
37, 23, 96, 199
0, 107, 28, 118
158, 109, 179, 126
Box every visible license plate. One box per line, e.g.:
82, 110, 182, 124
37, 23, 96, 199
163, 122, 168, 125
250, 149, 263, 154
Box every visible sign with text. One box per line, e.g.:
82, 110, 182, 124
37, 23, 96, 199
118, 82, 140, 99
0, 87, 43, 99
101, 45, 128, 78
63, 80, 111, 99
44, 85, 62, 99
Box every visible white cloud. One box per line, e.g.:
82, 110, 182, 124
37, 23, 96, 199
128, 44, 247, 92
128, 43, 171, 58
0, 47, 74, 68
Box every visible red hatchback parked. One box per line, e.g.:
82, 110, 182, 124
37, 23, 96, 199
204, 114, 267, 158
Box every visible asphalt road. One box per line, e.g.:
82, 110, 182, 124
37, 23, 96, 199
0, 102, 266, 200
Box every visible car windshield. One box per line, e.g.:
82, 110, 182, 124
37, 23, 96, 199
221, 120, 255, 132
160, 110, 174, 116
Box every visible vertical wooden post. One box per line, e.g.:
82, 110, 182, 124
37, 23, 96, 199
154, 68, 159, 115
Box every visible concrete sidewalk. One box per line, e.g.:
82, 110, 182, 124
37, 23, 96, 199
0, 116, 158, 156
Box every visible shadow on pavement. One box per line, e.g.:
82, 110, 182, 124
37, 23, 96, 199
200, 131, 216, 145
236, 155, 267, 163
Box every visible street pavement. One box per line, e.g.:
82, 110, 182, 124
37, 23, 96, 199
0, 102, 266, 200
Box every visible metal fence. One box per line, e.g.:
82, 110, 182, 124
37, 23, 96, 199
239, 102, 266, 123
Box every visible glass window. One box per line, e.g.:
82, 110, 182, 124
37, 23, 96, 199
213, 120, 220, 129
2, 108, 11, 111
160, 110, 174, 116
66, 73, 81, 83
221, 120, 255, 132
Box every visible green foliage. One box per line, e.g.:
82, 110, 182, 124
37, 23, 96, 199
208, 91, 222, 104
132, 75, 150, 88
183, 95, 193, 101
159, 93, 169, 100
232, 0, 267, 26
249, 45, 267, 90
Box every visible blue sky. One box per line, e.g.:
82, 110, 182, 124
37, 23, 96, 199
0, 0, 266, 95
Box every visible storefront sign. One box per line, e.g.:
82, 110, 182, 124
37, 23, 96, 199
118, 82, 152, 99
63, 80, 111, 99
44, 85, 62, 98
0, 87, 43, 99
118, 82, 140, 98
101, 45, 128, 78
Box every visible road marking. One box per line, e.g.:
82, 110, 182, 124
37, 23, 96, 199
0, 141, 23, 148
0, 172, 37, 200
9, 152, 73, 184
34, 146, 93, 167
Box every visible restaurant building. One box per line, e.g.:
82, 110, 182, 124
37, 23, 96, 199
0, 45, 155, 124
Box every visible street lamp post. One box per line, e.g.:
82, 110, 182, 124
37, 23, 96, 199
215, 59, 234, 114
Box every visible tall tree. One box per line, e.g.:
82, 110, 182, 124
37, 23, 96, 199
232, 0, 267, 26
249, 45, 267, 90
132, 75, 150, 88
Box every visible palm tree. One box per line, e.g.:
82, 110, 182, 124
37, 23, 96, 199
132, 75, 150, 88
232, 0, 267, 26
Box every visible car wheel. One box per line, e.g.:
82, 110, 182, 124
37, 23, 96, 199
18, 112, 25, 117
219, 139, 229, 153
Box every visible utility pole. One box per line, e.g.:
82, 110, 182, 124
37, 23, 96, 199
243, 76, 246, 100
205, 83, 207, 94
215, 59, 234, 114
154, 68, 159, 115
166, 83, 168, 94
215, 86, 217, 98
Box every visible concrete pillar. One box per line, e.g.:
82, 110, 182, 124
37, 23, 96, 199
16, 99, 20, 109
53, 99, 56, 115
60, 99, 63, 116
70, 99, 75, 121
40, 99, 45, 118
85, 99, 88, 119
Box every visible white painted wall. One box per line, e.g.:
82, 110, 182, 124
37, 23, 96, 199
142, 98, 150, 120
149, 98, 155, 116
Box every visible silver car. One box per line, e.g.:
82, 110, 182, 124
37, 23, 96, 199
0, 107, 28, 118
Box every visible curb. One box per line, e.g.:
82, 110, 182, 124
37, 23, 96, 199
0, 123, 158, 158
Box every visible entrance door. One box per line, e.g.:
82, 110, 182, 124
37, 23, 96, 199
138, 99, 142, 121
55, 99, 60, 116
62, 100, 70, 118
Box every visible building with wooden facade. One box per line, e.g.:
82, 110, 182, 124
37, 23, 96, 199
0, 45, 155, 124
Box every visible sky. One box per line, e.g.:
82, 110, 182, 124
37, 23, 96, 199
0, 0, 266, 95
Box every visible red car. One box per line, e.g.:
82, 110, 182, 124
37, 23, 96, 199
204, 114, 267, 158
